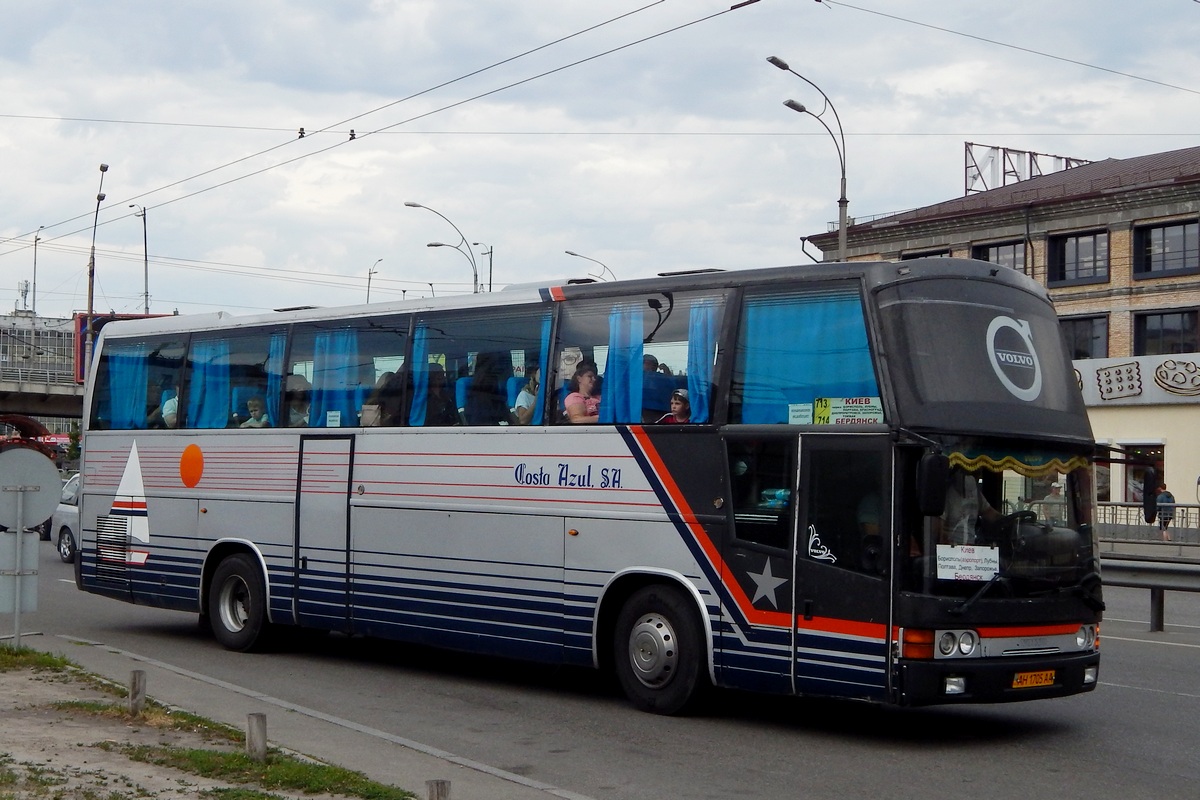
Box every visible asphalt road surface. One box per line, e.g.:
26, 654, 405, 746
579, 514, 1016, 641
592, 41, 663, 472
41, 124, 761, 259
14, 542, 1200, 800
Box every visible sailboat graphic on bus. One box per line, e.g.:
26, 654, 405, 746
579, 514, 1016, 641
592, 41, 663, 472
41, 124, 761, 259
97, 441, 150, 566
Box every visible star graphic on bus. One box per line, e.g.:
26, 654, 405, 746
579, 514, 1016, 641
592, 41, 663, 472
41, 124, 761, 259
749, 560, 788, 608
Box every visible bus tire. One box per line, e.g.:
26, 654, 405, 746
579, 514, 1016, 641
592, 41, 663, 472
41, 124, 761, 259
208, 554, 269, 652
613, 584, 707, 715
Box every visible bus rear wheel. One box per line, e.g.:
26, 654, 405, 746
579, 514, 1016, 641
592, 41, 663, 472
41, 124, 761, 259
613, 585, 706, 715
208, 554, 268, 652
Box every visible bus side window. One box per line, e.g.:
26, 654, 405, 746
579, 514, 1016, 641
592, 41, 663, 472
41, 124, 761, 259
726, 438, 795, 550
554, 290, 727, 425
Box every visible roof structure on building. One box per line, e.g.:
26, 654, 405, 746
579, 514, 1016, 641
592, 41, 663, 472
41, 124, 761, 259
846, 144, 1200, 233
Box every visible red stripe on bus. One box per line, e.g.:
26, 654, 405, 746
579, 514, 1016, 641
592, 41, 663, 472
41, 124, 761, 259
797, 615, 887, 640
549, 286, 567, 301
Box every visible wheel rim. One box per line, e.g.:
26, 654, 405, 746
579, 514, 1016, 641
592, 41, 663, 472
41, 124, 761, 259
217, 576, 251, 633
57, 531, 72, 559
627, 612, 679, 688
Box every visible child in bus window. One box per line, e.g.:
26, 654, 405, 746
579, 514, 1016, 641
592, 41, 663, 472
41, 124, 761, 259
655, 388, 690, 424
239, 396, 269, 428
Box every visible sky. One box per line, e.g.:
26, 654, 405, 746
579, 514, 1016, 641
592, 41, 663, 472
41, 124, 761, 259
2, 0, 1198, 321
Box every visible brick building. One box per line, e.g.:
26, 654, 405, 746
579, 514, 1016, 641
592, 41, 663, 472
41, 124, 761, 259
808, 145, 1200, 507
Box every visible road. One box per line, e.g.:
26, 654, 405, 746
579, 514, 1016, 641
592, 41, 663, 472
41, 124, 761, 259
13, 542, 1200, 800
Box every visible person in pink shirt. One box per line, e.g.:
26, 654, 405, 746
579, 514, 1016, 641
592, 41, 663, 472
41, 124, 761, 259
564, 365, 601, 423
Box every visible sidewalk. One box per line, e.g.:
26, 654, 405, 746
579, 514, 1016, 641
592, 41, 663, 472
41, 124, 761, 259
12, 632, 593, 800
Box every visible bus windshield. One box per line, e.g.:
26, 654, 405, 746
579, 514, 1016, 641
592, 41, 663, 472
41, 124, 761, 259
875, 276, 1092, 442
904, 438, 1098, 600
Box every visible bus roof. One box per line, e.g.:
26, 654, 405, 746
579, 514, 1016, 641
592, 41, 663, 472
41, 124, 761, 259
95, 257, 1048, 340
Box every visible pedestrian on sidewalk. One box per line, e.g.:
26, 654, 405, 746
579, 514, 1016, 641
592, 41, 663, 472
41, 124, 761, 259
1157, 483, 1176, 542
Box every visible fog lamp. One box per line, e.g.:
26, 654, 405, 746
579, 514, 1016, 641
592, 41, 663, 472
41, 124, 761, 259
1083, 666, 1098, 685
944, 676, 967, 695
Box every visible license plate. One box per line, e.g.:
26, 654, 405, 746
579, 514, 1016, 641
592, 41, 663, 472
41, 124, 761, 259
1012, 670, 1055, 689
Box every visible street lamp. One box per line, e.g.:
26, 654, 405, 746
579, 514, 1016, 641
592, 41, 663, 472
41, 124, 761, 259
473, 242, 493, 292
366, 258, 382, 303
129, 205, 149, 313
565, 250, 617, 281
428, 282, 436, 297
428, 242, 478, 292
405, 201, 479, 293
767, 56, 848, 262
85, 163, 109, 381
32, 226, 43, 316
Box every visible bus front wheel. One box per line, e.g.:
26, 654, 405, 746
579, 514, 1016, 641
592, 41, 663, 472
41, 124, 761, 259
209, 554, 268, 652
613, 585, 706, 715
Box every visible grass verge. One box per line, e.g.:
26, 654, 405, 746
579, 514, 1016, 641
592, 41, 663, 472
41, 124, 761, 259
1, 645, 416, 800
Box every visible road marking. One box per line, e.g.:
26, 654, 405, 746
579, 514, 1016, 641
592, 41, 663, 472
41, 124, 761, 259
1103, 634, 1200, 649
1104, 616, 1200, 630
57, 635, 597, 800
1100, 681, 1200, 700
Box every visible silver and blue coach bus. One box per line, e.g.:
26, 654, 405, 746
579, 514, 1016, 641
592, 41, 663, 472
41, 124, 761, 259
76, 257, 1102, 713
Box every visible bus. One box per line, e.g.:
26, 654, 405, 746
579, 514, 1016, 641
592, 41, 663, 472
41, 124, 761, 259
75, 257, 1102, 713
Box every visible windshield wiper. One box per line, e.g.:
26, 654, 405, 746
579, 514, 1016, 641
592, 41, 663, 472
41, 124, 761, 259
949, 570, 1009, 616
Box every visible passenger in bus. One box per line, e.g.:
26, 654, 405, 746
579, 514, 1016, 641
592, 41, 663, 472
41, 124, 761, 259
363, 371, 402, 426
424, 364, 459, 426
465, 352, 512, 425
239, 396, 270, 428
655, 388, 690, 424
285, 375, 311, 427
937, 467, 1001, 545
513, 366, 540, 425
564, 365, 601, 423
146, 379, 179, 428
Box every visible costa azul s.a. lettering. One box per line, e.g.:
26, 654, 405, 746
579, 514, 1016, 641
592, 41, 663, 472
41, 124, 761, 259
512, 462, 623, 489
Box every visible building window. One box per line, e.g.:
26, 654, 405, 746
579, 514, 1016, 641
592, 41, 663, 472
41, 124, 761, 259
1060, 316, 1108, 359
1134, 220, 1199, 277
1134, 310, 1197, 356
900, 249, 950, 260
1048, 231, 1108, 285
973, 241, 1025, 273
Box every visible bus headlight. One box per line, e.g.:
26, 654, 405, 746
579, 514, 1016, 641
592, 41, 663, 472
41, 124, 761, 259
1076, 625, 1096, 649
934, 630, 980, 658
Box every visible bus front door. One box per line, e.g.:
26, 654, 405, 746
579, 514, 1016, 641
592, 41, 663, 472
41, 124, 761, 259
294, 435, 354, 632
792, 434, 892, 701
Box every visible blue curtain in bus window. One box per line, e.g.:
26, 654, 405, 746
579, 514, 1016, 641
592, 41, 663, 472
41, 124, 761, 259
534, 315, 552, 422
686, 300, 717, 424
108, 344, 149, 429
600, 304, 644, 424
265, 332, 286, 427
310, 328, 359, 427
186, 339, 232, 428
408, 325, 429, 426
739, 291, 878, 424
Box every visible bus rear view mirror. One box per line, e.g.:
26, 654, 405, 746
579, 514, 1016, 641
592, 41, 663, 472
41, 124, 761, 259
917, 453, 950, 517
1142, 467, 1158, 523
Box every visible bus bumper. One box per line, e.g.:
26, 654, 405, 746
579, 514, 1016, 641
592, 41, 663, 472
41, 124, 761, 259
896, 651, 1100, 706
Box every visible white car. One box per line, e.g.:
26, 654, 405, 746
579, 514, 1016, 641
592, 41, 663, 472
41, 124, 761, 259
50, 474, 80, 563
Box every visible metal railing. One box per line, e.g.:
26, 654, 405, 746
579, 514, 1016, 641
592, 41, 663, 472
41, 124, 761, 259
0, 365, 80, 386
1096, 501, 1197, 544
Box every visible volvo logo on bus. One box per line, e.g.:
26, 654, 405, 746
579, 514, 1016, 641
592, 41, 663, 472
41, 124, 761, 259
987, 315, 1042, 402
